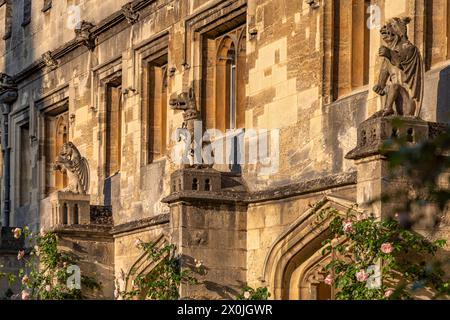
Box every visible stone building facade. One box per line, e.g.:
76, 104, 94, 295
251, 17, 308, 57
0, 0, 449, 299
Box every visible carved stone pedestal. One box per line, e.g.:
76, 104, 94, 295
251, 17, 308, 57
163, 168, 247, 299
346, 116, 447, 218
171, 168, 221, 193
46, 191, 90, 228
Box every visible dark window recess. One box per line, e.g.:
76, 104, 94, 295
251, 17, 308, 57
42, 0, 52, 12
22, 0, 32, 26
192, 178, 199, 191
2, 0, 12, 40
62, 203, 68, 225
73, 205, 79, 225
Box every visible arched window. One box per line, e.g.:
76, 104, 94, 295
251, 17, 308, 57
105, 78, 122, 177
44, 106, 69, 195
217, 38, 237, 130
203, 24, 246, 132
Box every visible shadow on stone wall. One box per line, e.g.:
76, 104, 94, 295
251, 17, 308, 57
436, 65, 450, 124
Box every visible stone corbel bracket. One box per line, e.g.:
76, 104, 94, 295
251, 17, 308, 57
42, 51, 59, 71
75, 21, 96, 51
305, 0, 320, 9
122, 2, 140, 25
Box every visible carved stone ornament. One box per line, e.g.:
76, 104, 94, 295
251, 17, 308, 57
0, 73, 18, 106
75, 21, 96, 51
53, 142, 90, 194
169, 87, 202, 168
372, 17, 424, 118
122, 2, 140, 24
42, 51, 59, 71
305, 0, 320, 9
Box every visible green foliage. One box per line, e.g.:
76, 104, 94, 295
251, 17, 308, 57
381, 124, 450, 228
118, 242, 198, 300
321, 208, 450, 300
235, 285, 271, 300
0, 227, 100, 300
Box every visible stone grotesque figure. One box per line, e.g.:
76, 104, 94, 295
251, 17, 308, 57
0, 73, 18, 106
53, 142, 89, 194
170, 87, 202, 167
373, 17, 424, 117
0, 73, 17, 93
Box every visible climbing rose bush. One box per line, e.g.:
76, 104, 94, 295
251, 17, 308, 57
117, 242, 199, 300
0, 227, 100, 300
321, 209, 450, 300
236, 285, 271, 300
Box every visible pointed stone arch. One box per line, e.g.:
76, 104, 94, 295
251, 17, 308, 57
262, 195, 361, 299
124, 233, 170, 294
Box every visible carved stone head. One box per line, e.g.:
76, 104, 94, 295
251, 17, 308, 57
380, 17, 411, 45
59, 142, 76, 159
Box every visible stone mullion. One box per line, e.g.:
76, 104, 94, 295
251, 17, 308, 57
321, 0, 335, 104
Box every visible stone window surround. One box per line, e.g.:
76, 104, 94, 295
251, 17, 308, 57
202, 24, 246, 132
92, 58, 122, 194
35, 84, 70, 200
134, 32, 169, 166
182, 0, 247, 118
10, 108, 30, 212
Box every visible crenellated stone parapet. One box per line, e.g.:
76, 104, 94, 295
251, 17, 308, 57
346, 116, 447, 161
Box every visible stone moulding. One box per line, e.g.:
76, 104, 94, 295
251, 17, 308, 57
163, 171, 357, 205
50, 224, 113, 241
110, 214, 170, 236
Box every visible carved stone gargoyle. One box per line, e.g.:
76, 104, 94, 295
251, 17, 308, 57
122, 2, 140, 24
372, 17, 424, 118
42, 51, 59, 71
53, 142, 90, 195
170, 87, 202, 167
0, 73, 18, 106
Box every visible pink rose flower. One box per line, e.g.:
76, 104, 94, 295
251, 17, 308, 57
22, 275, 30, 285
45, 285, 51, 292
324, 274, 333, 285
17, 250, 25, 261
384, 288, 395, 298
356, 269, 369, 282
194, 259, 203, 268
13, 228, 22, 239
342, 221, 353, 233
243, 291, 251, 299
21, 290, 30, 300
381, 243, 393, 254
135, 239, 143, 248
